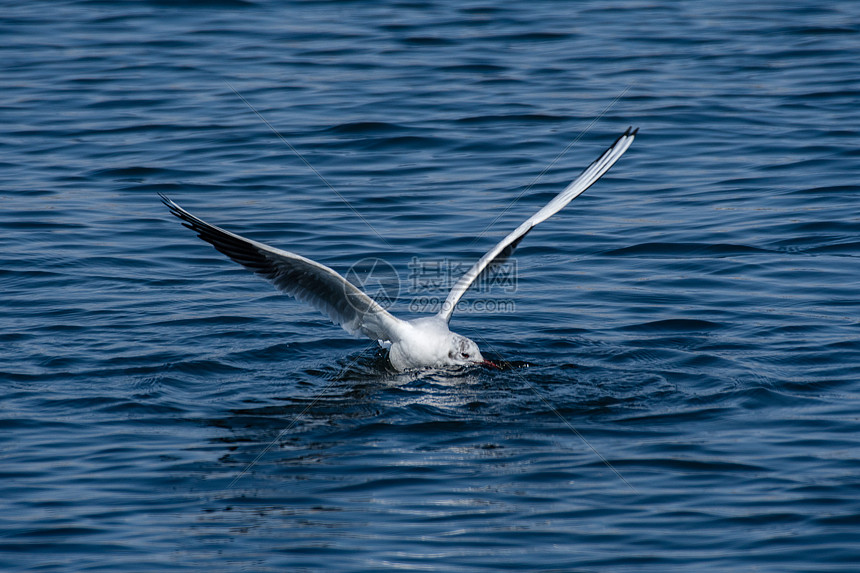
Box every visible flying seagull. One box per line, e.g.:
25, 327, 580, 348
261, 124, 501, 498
161, 127, 637, 370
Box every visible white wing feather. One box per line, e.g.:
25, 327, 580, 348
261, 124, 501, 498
438, 127, 637, 323
161, 195, 404, 343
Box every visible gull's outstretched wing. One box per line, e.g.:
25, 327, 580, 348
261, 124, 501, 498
438, 127, 637, 323
161, 195, 404, 343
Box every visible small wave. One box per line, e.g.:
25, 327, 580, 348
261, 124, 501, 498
620, 319, 725, 332
605, 242, 767, 257
322, 121, 404, 135
455, 113, 569, 124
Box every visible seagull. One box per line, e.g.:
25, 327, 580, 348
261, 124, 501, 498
161, 127, 637, 370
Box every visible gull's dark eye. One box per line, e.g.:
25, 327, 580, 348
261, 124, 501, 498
461, 353, 470, 359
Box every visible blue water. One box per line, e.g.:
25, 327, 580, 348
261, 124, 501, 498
2, 1, 860, 571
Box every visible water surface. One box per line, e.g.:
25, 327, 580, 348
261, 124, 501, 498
2, 1, 860, 571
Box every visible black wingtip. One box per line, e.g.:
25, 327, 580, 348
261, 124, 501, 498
158, 192, 174, 209
159, 193, 185, 221
611, 126, 638, 148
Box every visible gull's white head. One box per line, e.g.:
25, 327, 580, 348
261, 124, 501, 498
448, 333, 484, 367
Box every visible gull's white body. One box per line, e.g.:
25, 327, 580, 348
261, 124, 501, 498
386, 316, 483, 371
162, 128, 636, 370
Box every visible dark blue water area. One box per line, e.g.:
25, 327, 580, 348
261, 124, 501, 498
2, 0, 860, 571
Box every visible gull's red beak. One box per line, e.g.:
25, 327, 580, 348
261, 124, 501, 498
481, 360, 500, 369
